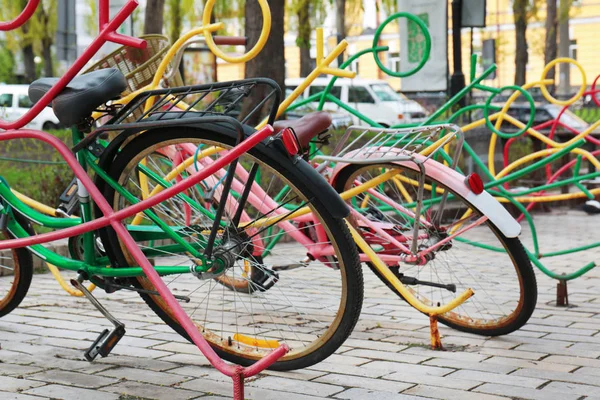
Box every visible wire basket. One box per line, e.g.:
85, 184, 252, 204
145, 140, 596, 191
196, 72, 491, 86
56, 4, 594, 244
84, 35, 184, 122
314, 124, 464, 170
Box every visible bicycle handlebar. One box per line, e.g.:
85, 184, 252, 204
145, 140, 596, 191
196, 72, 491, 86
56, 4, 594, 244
0, 0, 40, 31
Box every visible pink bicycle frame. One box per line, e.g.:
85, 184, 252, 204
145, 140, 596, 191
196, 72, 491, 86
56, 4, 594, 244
0, 2, 287, 398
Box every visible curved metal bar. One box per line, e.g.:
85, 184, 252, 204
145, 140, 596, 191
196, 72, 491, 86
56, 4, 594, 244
0, 0, 39, 31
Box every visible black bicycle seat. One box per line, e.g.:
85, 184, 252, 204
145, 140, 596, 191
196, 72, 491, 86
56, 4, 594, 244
29, 68, 127, 127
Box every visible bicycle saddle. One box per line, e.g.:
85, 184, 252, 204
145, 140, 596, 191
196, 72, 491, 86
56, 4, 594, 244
273, 111, 333, 150
29, 68, 127, 127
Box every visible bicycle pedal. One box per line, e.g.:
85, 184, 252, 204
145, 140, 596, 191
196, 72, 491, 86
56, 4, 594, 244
84, 324, 126, 361
57, 178, 80, 216
252, 267, 279, 292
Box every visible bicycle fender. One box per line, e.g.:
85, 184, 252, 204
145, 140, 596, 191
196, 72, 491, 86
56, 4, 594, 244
330, 150, 521, 238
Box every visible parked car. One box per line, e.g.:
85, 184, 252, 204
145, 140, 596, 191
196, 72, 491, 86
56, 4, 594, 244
0, 84, 61, 131
285, 78, 429, 127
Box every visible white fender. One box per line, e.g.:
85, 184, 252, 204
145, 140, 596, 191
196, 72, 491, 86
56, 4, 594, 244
330, 149, 521, 238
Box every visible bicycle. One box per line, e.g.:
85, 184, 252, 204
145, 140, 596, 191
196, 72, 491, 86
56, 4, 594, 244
80, 19, 537, 344
0, 0, 371, 396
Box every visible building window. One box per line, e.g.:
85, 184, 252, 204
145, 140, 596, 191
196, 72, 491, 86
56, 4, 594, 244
348, 58, 360, 75
388, 52, 401, 74
570, 39, 577, 60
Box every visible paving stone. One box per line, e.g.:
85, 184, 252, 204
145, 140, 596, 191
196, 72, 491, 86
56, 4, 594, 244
315, 373, 414, 393
27, 369, 119, 389
0, 392, 47, 400
334, 388, 426, 399
474, 383, 582, 400
25, 384, 120, 400
541, 381, 600, 397
249, 376, 345, 397
512, 367, 600, 387
403, 385, 507, 400
447, 369, 547, 388
100, 380, 199, 400
0, 376, 45, 392
99, 366, 187, 386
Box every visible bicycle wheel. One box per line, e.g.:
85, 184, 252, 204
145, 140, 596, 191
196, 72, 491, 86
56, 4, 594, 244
100, 127, 363, 370
334, 163, 537, 336
0, 215, 33, 318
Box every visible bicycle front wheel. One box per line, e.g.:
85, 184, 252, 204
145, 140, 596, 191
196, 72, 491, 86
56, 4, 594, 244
334, 163, 537, 336
100, 127, 363, 370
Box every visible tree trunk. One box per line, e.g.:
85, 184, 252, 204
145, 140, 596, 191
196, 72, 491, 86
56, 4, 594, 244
42, 39, 54, 77
144, 0, 166, 34
22, 44, 36, 83
242, 0, 285, 125
167, 0, 182, 45
297, 0, 312, 77
513, 0, 528, 86
557, 0, 571, 97
335, 0, 346, 39
544, 0, 558, 94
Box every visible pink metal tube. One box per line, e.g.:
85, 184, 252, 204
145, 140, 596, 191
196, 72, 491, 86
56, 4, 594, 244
0, 0, 40, 31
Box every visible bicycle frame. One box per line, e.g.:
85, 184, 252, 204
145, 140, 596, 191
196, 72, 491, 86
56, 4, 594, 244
0, 1, 287, 397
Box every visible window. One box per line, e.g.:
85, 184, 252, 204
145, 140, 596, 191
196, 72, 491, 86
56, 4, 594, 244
370, 84, 403, 102
18, 95, 33, 109
308, 85, 341, 101
348, 86, 375, 104
570, 39, 578, 60
348, 59, 360, 75
387, 52, 401, 74
0, 94, 13, 108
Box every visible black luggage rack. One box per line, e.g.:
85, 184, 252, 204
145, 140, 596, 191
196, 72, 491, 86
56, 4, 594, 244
73, 78, 281, 152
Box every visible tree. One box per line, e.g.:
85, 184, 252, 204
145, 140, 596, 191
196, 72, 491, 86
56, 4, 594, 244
144, 0, 166, 34
544, 0, 558, 93
512, 0, 540, 86
243, 0, 285, 125
0, 0, 56, 82
165, 0, 196, 44
32, 0, 58, 77
288, 0, 326, 77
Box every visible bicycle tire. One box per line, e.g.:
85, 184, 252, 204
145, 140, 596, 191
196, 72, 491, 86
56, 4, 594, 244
334, 162, 537, 336
99, 126, 363, 370
0, 213, 34, 318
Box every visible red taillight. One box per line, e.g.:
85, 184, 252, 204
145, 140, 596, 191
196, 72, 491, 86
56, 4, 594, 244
465, 173, 484, 195
281, 127, 300, 156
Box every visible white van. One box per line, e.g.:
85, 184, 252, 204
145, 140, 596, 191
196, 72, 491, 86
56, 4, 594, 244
0, 84, 61, 130
285, 78, 429, 127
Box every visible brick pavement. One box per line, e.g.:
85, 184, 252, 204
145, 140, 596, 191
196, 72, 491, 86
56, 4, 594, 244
1, 209, 600, 399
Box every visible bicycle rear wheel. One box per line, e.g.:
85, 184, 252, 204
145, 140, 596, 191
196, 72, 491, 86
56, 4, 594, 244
100, 127, 363, 370
335, 163, 537, 336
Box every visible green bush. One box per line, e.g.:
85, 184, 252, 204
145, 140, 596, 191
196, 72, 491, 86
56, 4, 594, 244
0, 130, 73, 208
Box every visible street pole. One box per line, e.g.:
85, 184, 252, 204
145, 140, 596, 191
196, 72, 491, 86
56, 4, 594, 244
450, 0, 466, 107
557, 0, 571, 98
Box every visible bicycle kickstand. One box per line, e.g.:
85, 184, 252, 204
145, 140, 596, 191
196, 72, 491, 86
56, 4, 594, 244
71, 275, 126, 361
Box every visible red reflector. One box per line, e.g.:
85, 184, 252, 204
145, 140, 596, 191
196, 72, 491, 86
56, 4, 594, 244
465, 173, 484, 195
281, 127, 300, 156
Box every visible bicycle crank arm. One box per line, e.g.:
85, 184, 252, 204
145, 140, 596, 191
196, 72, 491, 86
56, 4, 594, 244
103, 281, 191, 303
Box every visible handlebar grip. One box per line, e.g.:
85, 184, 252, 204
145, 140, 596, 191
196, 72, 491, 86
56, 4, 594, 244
213, 36, 248, 46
